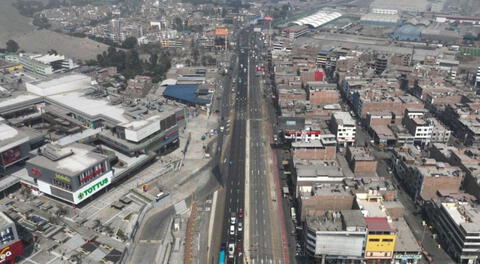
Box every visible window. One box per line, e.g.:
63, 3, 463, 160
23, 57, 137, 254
382, 239, 394, 242
369, 238, 380, 242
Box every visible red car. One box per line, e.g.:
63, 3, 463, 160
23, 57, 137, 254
236, 243, 243, 255
238, 208, 244, 218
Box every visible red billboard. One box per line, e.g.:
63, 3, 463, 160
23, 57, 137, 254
1, 146, 22, 166
0, 240, 24, 263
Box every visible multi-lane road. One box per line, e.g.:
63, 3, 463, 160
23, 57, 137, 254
216, 26, 288, 264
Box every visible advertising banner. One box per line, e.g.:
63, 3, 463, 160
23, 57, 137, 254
0, 240, 24, 263
1, 146, 21, 166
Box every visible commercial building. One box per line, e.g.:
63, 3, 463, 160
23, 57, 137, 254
364, 217, 396, 262
331, 112, 356, 146
391, 218, 422, 264
424, 200, 480, 264
282, 25, 309, 40
292, 11, 342, 28
299, 184, 355, 219
292, 135, 337, 160
360, 13, 400, 27
304, 210, 367, 263
7, 53, 77, 76
0, 212, 24, 264
391, 25, 422, 41
0, 121, 44, 173
26, 143, 113, 204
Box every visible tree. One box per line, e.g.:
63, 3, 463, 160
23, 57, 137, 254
173, 17, 184, 31
6, 40, 19, 53
122, 36, 138, 49
149, 53, 158, 68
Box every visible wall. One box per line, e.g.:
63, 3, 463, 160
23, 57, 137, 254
353, 160, 378, 174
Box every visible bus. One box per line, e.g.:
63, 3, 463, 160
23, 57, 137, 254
219, 248, 226, 264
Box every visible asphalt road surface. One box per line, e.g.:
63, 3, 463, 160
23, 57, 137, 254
219, 28, 250, 264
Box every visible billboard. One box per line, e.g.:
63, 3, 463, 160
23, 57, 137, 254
0, 240, 24, 264
1, 146, 22, 166
215, 28, 229, 36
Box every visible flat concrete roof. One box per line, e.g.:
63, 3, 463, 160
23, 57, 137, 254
391, 218, 421, 253
0, 123, 30, 153
27, 143, 108, 176
306, 210, 366, 231
0, 212, 13, 228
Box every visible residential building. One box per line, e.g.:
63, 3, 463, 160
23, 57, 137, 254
345, 147, 378, 176
127, 75, 153, 98
304, 210, 367, 263
331, 111, 356, 146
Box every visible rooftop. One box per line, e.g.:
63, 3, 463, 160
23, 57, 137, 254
333, 111, 355, 126
348, 147, 375, 161
26, 73, 92, 96
0, 123, 30, 153
305, 210, 367, 232
391, 218, 422, 253
364, 217, 392, 232
442, 202, 480, 233
0, 212, 14, 227
27, 143, 108, 176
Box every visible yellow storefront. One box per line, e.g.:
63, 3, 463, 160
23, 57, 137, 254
364, 217, 397, 261
365, 234, 396, 259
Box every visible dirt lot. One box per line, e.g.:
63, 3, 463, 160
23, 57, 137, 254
0, 0, 108, 61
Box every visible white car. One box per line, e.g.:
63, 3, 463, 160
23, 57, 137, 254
238, 222, 243, 232
230, 225, 235, 235
228, 243, 235, 258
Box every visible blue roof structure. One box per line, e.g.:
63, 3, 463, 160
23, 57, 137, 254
391, 24, 422, 41
163, 84, 210, 106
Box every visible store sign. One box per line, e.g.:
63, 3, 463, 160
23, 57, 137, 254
30, 168, 42, 177
55, 174, 71, 183
394, 254, 422, 260
75, 172, 111, 202
0, 241, 24, 263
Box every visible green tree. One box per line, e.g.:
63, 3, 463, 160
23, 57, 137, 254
173, 17, 184, 31
122, 36, 138, 49
6, 40, 19, 53
149, 53, 158, 67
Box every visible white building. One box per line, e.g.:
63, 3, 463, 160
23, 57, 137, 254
304, 210, 367, 262
14, 53, 77, 76
331, 111, 356, 146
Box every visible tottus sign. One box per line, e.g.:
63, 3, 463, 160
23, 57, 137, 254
73, 171, 113, 204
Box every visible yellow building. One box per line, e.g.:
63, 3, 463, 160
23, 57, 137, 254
364, 217, 396, 260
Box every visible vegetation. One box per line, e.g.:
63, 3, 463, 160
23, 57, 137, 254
13, 0, 45, 17
33, 14, 51, 29
121, 36, 138, 49
6, 40, 19, 53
